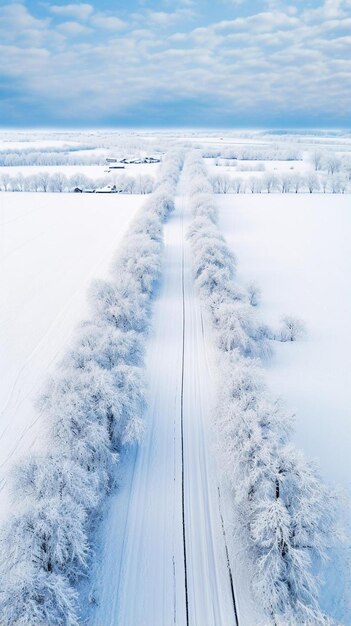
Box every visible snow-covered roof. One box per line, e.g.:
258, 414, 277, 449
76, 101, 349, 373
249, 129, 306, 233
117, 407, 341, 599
95, 185, 116, 193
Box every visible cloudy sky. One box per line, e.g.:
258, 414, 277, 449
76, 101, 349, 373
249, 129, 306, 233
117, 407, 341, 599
0, 0, 350, 127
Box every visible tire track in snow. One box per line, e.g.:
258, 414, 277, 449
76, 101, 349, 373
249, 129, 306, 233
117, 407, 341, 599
199, 309, 240, 626
180, 189, 239, 626
218, 486, 239, 626
180, 207, 190, 626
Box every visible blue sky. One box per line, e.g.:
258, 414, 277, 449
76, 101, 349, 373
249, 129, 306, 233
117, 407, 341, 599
0, 0, 350, 127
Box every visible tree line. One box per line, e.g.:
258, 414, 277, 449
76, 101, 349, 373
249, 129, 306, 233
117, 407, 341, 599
0, 151, 184, 625
211, 172, 350, 194
0, 172, 155, 194
202, 146, 302, 160
185, 152, 340, 626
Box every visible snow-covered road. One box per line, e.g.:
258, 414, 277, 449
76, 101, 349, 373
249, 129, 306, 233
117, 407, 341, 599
88, 196, 239, 626
181, 200, 237, 626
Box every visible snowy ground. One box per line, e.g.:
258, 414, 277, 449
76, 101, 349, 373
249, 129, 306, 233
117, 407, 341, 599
218, 193, 351, 623
0, 140, 81, 150
207, 157, 310, 179
219, 159, 306, 172
1, 128, 350, 189
1, 132, 350, 624
217, 194, 351, 496
0, 192, 142, 523
0, 162, 160, 180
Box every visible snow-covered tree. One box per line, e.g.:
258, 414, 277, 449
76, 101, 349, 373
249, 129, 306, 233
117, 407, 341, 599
0, 173, 11, 191
250, 446, 338, 624
232, 177, 245, 193
137, 174, 154, 194
3, 497, 89, 580
280, 316, 305, 342
211, 174, 232, 194
0, 562, 79, 626
291, 173, 302, 193
248, 282, 261, 307
14, 455, 100, 512
66, 323, 143, 372
89, 278, 150, 332
326, 156, 341, 175
13, 173, 25, 192
330, 175, 347, 194
37, 171, 51, 192
311, 151, 323, 172
320, 174, 329, 193
69, 173, 91, 191
279, 174, 293, 193
263, 173, 277, 193
248, 176, 259, 193
29, 174, 42, 192
49, 172, 68, 192
306, 173, 320, 193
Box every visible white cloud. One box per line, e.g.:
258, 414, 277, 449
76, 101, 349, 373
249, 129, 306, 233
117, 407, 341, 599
50, 3, 94, 20
91, 14, 126, 30
133, 8, 195, 27
0, 3, 49, 31
0, 3, 64, 46
57, 20, 92, 35
324, 0, 342, 17
0, 1, 350, 124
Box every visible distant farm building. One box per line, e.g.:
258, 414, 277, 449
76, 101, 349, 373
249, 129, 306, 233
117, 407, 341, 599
119, 156, 161, 165
106, 161, 125, 170
95, 185, 118, 193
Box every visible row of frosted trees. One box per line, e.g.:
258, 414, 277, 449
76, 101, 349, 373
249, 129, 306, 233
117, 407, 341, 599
0, 150, 104, 167
203, 147, 302, 160
185, 153, 339, 625
0, 151, 184, 625
0, 172, 154, 194
211, 172, 350, 194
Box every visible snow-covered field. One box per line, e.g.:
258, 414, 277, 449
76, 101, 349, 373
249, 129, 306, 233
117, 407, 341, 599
0, 132, 350, 625
218, 194, 351, 497
0, 162, 159, 179
218, 194, 351, 623
0, 192, 142, 523
207, 157, 310, 177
